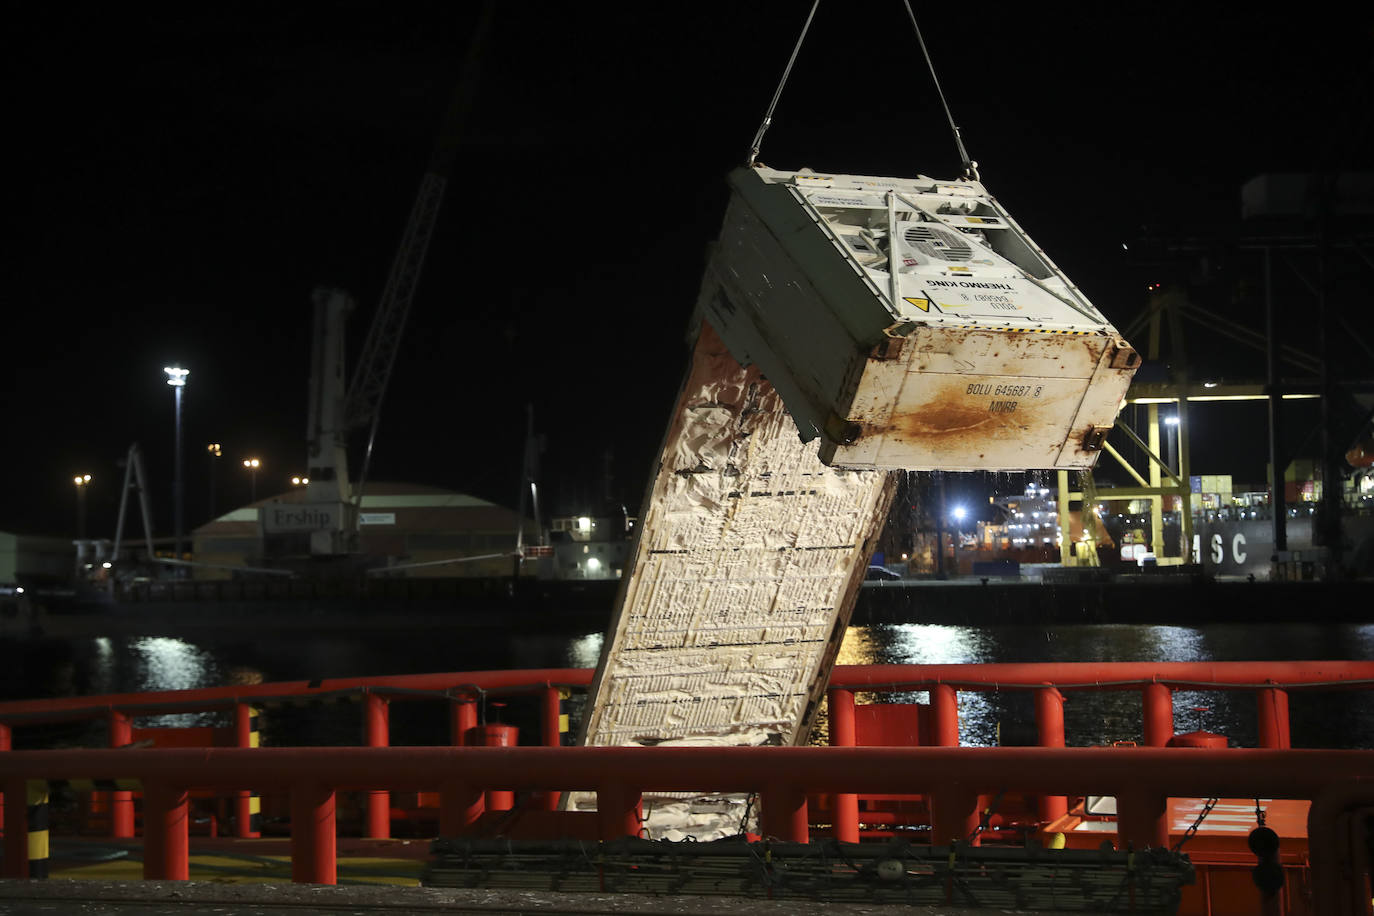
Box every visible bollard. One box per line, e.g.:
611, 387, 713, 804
233, 703, 261, 838
827, 688, 860, 843
1035, 685, 1068, 824
1141, 682, 1174, 747
290, 782, 337, 885
142, 783, 189, 880
1256, 685, 1291, 750
107, 710, 135, 838
363, 692, 390, 839
25, 781, 48, 879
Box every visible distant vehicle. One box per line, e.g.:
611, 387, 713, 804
864, 565, 902, 581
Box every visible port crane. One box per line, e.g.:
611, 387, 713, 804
285, 6, 494, 557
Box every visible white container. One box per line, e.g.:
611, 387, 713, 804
698, 166, 1140, 471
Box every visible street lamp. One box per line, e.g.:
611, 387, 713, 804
949, 504, 967, 576
1164, 414, 1179, 477
164, 366, 189, 561
73, 474, 91, 540
206, 443, 222, 519
243, 458, 261, 503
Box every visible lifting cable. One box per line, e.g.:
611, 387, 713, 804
746, 2, 979, 182
900, 0, 978, 181
746, 0, 820, 166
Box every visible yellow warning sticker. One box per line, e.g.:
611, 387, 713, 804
903, 296, 936, 313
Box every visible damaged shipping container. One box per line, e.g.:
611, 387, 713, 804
698, 165, 1140, 470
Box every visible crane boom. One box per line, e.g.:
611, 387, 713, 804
344, 4, 493, 510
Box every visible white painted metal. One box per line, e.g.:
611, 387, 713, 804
699, 165, 1140, 471
298, 287, 357, 555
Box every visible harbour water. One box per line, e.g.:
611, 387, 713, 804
4, 618, 1371, 752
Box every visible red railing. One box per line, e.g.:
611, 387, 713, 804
1, 745, 1371, 912
0, 668, 590, 841
1, 662, 1371, 911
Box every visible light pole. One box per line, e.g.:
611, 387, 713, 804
164, 366, 189, 561
73, 474, 91, 540
1164, 413, 1179, 477
950, 504, 967, 577
207, 443, 222, 520
243, 458, 261, 504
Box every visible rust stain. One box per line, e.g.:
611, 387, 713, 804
880, 376, 1038, 448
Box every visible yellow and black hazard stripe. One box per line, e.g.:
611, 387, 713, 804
559, 688, 573, 747
26, 781, 48, 879
248, 706, 262, 834
987, 326, 1095, 335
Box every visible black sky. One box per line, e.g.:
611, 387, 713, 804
8, 4, 1373, 537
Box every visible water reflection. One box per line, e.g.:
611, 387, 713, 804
128, 637, 222, 727
830, 623, 1347, 749
1, 621, 1368, 751
837, 625, 1000, 745
566, 633, 605, 670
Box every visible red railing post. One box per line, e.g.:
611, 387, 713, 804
450, 695, 478, 746
2, 777, 25, 878
141, 784, 189, 881
827, 688, 860, 843
107, 710, 134, 838
363, 692, 390, 839
927, 684, 976, 843
1115, 789, 1168, 850
539, 686, 563, 810
448, 695, 484, 824
931, 683, 960, 747
930, 790, 979, 847
1257, 684, 1291, 749
232, 703, 260, 839
1141, 682, 1174, 747
439, 778, 484, 836
0, 722, 9, 838
290, 781, 337, 885
1035, 685, 1068, 824
761, 783, 809, 842
596, 784, 641, 841
474, 725, 517, 812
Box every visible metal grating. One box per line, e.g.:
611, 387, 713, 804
426, 837, 1195, 912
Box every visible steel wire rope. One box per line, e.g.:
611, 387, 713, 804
900, 0, 977, 180
746, 0, 821, 166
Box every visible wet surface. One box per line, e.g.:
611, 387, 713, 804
0, 880, 1022, 914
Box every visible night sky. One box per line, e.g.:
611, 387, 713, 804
9, 4, 1373, 538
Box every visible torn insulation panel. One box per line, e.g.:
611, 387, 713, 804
574, 325, 894, 835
